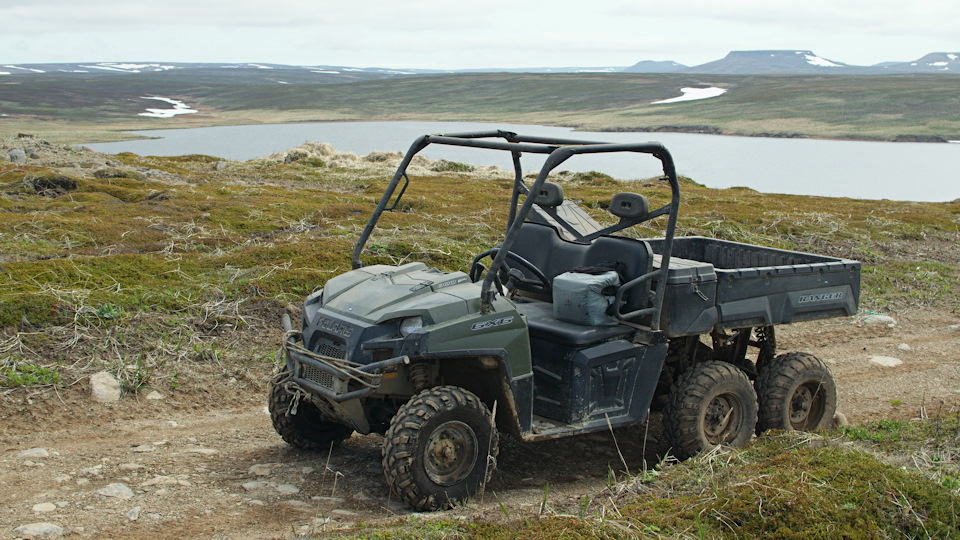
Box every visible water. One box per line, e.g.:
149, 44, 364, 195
85, 121, 960, 202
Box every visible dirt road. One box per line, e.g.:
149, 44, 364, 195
3, 308, 958, 539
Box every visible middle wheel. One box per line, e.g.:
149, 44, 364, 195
664, 361, 759, 460
382, 386, 498, 511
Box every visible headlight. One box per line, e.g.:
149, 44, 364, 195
399, 316, 424, 337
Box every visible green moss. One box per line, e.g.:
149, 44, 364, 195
0, 363, 61, 388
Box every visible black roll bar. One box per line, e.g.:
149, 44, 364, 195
351, 131, 680, 332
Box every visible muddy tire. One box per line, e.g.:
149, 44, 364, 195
268, 372, 353, 450
755, 352, 837, 433
664, 361, 759, 460
382, 386, 498, 511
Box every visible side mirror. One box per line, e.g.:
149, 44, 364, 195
610, 192, 649, 220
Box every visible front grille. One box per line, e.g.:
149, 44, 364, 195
301, 364, 335, 390
316, 342, 347, 360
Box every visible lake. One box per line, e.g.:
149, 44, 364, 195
85, 121, 960, 202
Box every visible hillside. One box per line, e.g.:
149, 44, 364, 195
1, 134, 959, 537
2, 71, 960, 145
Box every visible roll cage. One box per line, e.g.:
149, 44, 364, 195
351, 130, 680, 332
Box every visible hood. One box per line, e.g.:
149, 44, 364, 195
321, 262, 478, 324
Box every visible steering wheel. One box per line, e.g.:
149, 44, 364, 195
469, 248, 551, 295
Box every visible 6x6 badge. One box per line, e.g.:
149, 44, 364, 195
471, 316, 514, 331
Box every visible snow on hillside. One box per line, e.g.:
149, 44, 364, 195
652, 87, 726, 104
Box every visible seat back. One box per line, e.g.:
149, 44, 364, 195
510, 222, 654, 317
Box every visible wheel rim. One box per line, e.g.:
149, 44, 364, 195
703, 393, 743, 445
424, 420, 478, 486
789, 382, 826, 430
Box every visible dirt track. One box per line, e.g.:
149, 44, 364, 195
3, 307, 959, 539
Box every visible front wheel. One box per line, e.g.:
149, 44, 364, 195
664, 361, 759, 460
268, 371, 353, 450
382, 386, 498, 511
755, 352, 837, 433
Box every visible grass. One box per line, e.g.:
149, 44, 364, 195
325, 417, 960, 539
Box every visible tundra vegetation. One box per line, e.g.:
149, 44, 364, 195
1, 137, 958, 538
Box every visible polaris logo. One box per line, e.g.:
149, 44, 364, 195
318, 316, 353, 338
798, 292, 844, 303
471, 316, 514, 331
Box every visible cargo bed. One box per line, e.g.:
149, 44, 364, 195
647, 237, 861, 337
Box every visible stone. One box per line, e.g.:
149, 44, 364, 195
898, 343, 911, 352
90, 371, 121, 402
862, 314, 896, 327
948, 324, 960, 331
126, 506, 141, 521
79, 465, 104, 477
331, 509, 357, 517
276, 484, 300, 496
119, 463, 144, 471
145, 391, 163, 400
132, 445, 156, 453
869, 356, 904, 368
187, 447, 218, 456
141, 475, 179, 487
241, 481, 273, 491
248, 464, 272, 476
279, 500, 313, 512
13, 522, 63, 538
214, 161, 227, 170
32, 503, 57, 513
17, 448, 50, 460
8, 148, 27, 163
97, 483, 134, 500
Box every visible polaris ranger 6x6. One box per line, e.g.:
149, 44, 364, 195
270, 131, 860, 511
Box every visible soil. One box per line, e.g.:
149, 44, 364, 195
2, 137, 960, 539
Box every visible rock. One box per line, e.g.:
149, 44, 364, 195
248, 464, 272, 476
869, 356, 904, 368
118, 463, 144, 471
145, 390, 164, 400
13, 522, 63, 538
141, 475, 179, 487
832, 412, 849, 428
241, 481, 273, 491
97, 483, 134, 500
32, 503, 57, 513
214, 161, 227, 170
126, 506, 141, 521
898, 343, 912, 352
186, 447, 218, 456
279, 500, 313, 512
861, 314, 896, 327
17, 448, 50, 460
948, 324, 960, 331
8, 148, 27, 163
331, 509, 357, 517
79, 465, 104, 477
276, 484, 300, 496
132, 445, 156, 453
247, 499, 265, 506
29, 151, 40, 159
90, 372, 121, 402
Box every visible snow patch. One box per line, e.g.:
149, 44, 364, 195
311, 70, 340, 74
248, 64, 273, 70
805, 54, 842, 67
949, 54, 958, 60
277, 81, 289, 84
929, 61, 949, 66
81, 63, 176, 73
0, 72, 10, 76
652, 87, 726, 105
138, 96, 198, 118
2, 65, 45, 73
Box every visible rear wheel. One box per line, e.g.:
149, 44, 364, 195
664, 361, 758, 459
755, 352, 837, 433
382, 386, 498, 511
268, 371, 353, 450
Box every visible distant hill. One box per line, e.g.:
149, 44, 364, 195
682, 50, 848, 74
871, 52, 960, 73
622, 60, 686, 73
3, 51, 960, 81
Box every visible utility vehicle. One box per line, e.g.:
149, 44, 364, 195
270, 131, 860, 511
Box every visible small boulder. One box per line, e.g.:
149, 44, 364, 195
8, 148, 27, 163
861, 314, 896, 327
97, 483, 134, 500
16, 448, 50, 460
898, 343, 911, 352
13, 522, 63, 538
144, 390, 163, 400
32, 503, 57, 513
90, 372, 121, 402
869, 356, 903, 368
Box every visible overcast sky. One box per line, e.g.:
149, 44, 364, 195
3, 0, 959, 69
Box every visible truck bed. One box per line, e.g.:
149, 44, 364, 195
646, 237, 860, 337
